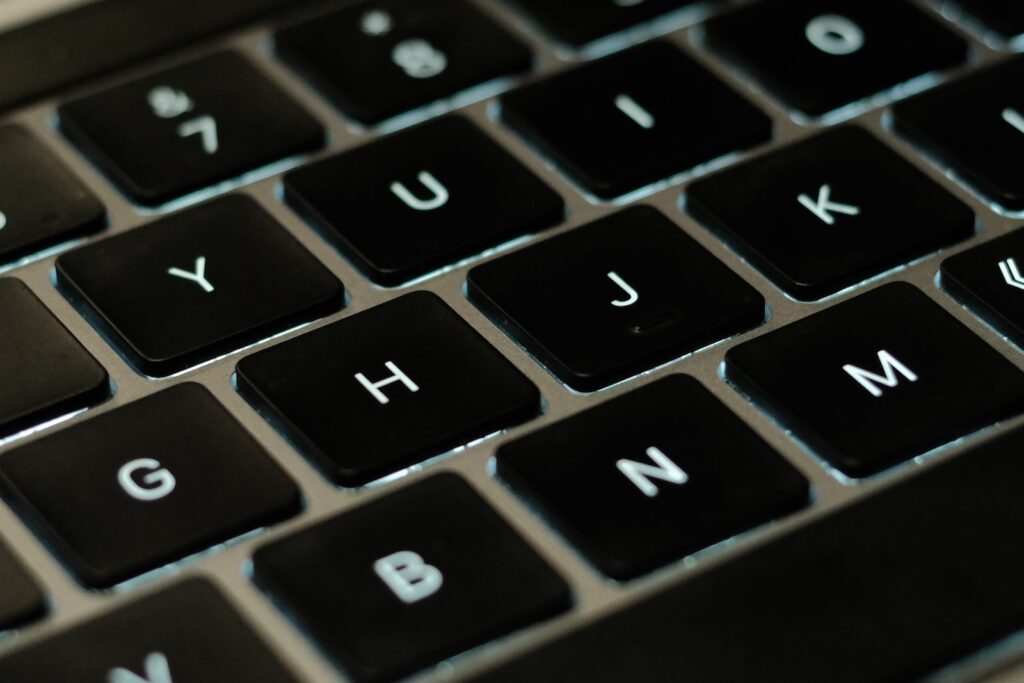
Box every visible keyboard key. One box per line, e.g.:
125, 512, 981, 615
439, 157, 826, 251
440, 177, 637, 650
703, 0, 968, 117
893, 56, 1024, 211
687, 127, 975, 301
0, 0, 322, 111
955, 1, 1024, 39
0, 384, 301, 587
253, 473, 570, 683
0, 537, 44, 632
57, 195, 343, 376
0, 579, 299, 682
500, 41, 772, 199
59, 51, 324, 205
468, 207, 764, 391
726, 283, 1024, 478
276, 0, 532, 124
0, 125, 105, 265
497, 375, 809, 580
284, 116, 563, 286
942, 227, 1024, 347
237, 291, 538, 486
470, 423, 1024, 683
0, 278, 108, 436
505, 0, 697, 46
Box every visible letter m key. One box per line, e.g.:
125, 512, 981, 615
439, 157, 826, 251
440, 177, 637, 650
843, 350, 918, 398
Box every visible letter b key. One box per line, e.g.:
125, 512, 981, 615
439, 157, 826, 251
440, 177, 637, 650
374, 550, 443, 604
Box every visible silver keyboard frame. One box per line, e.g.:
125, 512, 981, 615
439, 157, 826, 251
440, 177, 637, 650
0, 1, 1023, 681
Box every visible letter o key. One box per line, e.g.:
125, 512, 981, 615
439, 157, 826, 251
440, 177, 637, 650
805, 14, 865, 56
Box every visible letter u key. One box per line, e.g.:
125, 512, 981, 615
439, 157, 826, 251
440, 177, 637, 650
390, 171, 449, 211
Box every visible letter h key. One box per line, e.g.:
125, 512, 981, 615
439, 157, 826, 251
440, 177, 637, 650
355, 361, 419, 405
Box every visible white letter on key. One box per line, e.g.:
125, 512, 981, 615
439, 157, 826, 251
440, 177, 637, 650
355, 361, 419, 405
797, 184, 860, 225
843, 350, 918, 398
390, 171, 450, 211
168, 256, 214, 293
608, 271, 639, 307
374, 551, 443, 604
616, 447, 689, 498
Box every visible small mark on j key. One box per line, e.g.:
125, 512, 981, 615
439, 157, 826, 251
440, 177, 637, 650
629, 310, 679, 336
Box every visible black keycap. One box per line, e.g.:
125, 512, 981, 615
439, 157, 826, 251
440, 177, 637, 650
57, 195, 343, 376
277, 0, 532, 124
0, 0, 322, 112
0, 384, 301, 587
955, 1, 1024, 39
472, 423, 1024, 683
237, 291, 538, 486
726, 283, 1024, 478
505, 0, 697, 46
0, 537, 44, 632
0, 579, 299, 683
703, 0, 968, 117
254, 473, 570, 683
0, 126, 105, 265
942, 227, 1024, 348
0, 279, 108, 436
468, 207, 765, 392
497, 376, 809, 580
501, 41, 771, 199
284, 116, 563, 286
59, 51, 324, 205
687, 127, 975, 301
893, 56, 1024, 212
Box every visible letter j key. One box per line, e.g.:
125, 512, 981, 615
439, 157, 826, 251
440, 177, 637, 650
726, 283, 1024, 478
469, 207, 765, 391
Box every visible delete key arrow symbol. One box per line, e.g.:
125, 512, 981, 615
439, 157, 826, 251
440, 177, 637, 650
998, 257, 1024, 291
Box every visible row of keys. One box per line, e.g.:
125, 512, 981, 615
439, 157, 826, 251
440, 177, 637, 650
0, 377, 806, 679
8, 102, 994, 346
5, 161, 1022, 470
0, 113, 989, 429
10, 0, 991, 236
9, 415, 1024, 682
5, 277, 1024, 591
1, 0, 1010, 122
6, 333, 1024, 679
6, 12, 1020, 289
6, 187, 1021, 465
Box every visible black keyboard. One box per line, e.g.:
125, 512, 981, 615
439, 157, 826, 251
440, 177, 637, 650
2, 1, 1024, 682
